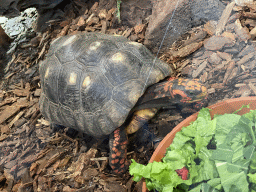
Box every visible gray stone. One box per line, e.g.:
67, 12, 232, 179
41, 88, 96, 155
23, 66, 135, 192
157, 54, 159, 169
144, 0, 192, 53
0, 0, 63, 18
192, 0, 225, 24
144, 0, 225, 53
2, 8, 37, 38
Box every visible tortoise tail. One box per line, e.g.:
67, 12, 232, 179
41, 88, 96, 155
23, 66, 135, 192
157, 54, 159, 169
109, 127, 129, 174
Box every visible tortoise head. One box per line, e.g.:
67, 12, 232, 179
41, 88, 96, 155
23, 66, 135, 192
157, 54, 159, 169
162, 77, 208, 105
135, 77, 208, 111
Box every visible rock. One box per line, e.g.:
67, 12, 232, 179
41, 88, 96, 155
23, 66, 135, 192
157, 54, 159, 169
0, 25, 11, 60
0, 0, 64, 18
144, 0, 192, 53
192, 0, 225, 23
144, 0, 224, 53
2, 8, 37, 38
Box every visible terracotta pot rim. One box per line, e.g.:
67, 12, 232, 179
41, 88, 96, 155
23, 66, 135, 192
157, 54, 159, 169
142, 96, 256, 192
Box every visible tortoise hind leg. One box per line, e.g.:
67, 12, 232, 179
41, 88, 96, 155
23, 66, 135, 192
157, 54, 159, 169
109, 108, 158, 174
109, 126, 129, 174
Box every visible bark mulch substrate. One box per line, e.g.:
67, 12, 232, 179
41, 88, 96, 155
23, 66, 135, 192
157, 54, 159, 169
0, 1, 256, 192
163, 2, 256, 105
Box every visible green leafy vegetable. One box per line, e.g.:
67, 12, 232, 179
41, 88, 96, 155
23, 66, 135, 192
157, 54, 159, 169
129, 108, 256, 192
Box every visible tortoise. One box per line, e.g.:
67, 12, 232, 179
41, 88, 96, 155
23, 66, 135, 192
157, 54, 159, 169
39, 32, 207, 174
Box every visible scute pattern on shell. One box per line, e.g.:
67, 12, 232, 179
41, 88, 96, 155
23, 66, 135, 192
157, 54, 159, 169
39, 32, 172, 138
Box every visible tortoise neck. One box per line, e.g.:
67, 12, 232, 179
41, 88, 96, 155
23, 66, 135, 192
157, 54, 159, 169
133, 81, 177, 111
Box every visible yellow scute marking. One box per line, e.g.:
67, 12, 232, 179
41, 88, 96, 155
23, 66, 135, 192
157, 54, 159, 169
82, 76, 91, 87
69, 72, 77, 85
112, 52, 124, 62
44, 67, 50, 78
128, 42, 141, 46
62, 35, 76, 46
89, 41, 101, 50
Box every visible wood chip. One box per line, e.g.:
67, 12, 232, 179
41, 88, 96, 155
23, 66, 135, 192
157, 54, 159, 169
234, 19, 251, 41
1, 125, 10, 134
0, 100, 29, 124
248, 82, 256, 95
250, 26, 256, 39
216, 51, 232, 61
98, 9, 107, 19
221, 31, 236, 41
208, 88, 215, 94
183, 30, 207, 46
237, 52, 255, 65
204, 21, 217, 36
172, 42, 203, 58
208, 52, 222, 65
192, 60, 207, 78
123, 28, 133, 38
58, 25, 70, 37
243, 12, 256, 19
223, 60, 236, 84
34, 89, 41, 97
0, 97, 18, 107
204, 36, 232, 51
37, 43, 47, 62
227, 67, 238, 82
101, 20, 107, 34
12, 89, 29, 97
0, 134, 8, 141
134, 24, 146, 34
8, 111, 25, 128
245, 3, 256, 11
215, 2, 235, 35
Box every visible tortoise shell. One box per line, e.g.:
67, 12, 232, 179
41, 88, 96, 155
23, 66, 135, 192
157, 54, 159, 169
39, 32, 172, 138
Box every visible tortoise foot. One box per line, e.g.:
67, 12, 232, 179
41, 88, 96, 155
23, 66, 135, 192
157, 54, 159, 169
109, 127, 129, 174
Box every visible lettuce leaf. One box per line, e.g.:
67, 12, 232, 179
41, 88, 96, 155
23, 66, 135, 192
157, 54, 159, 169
129, 109, 256, 192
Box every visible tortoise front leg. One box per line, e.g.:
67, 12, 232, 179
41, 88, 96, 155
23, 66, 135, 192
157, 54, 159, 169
126, 108, 158, 134
109, 126, 129, 174
109, 108, 158, 174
